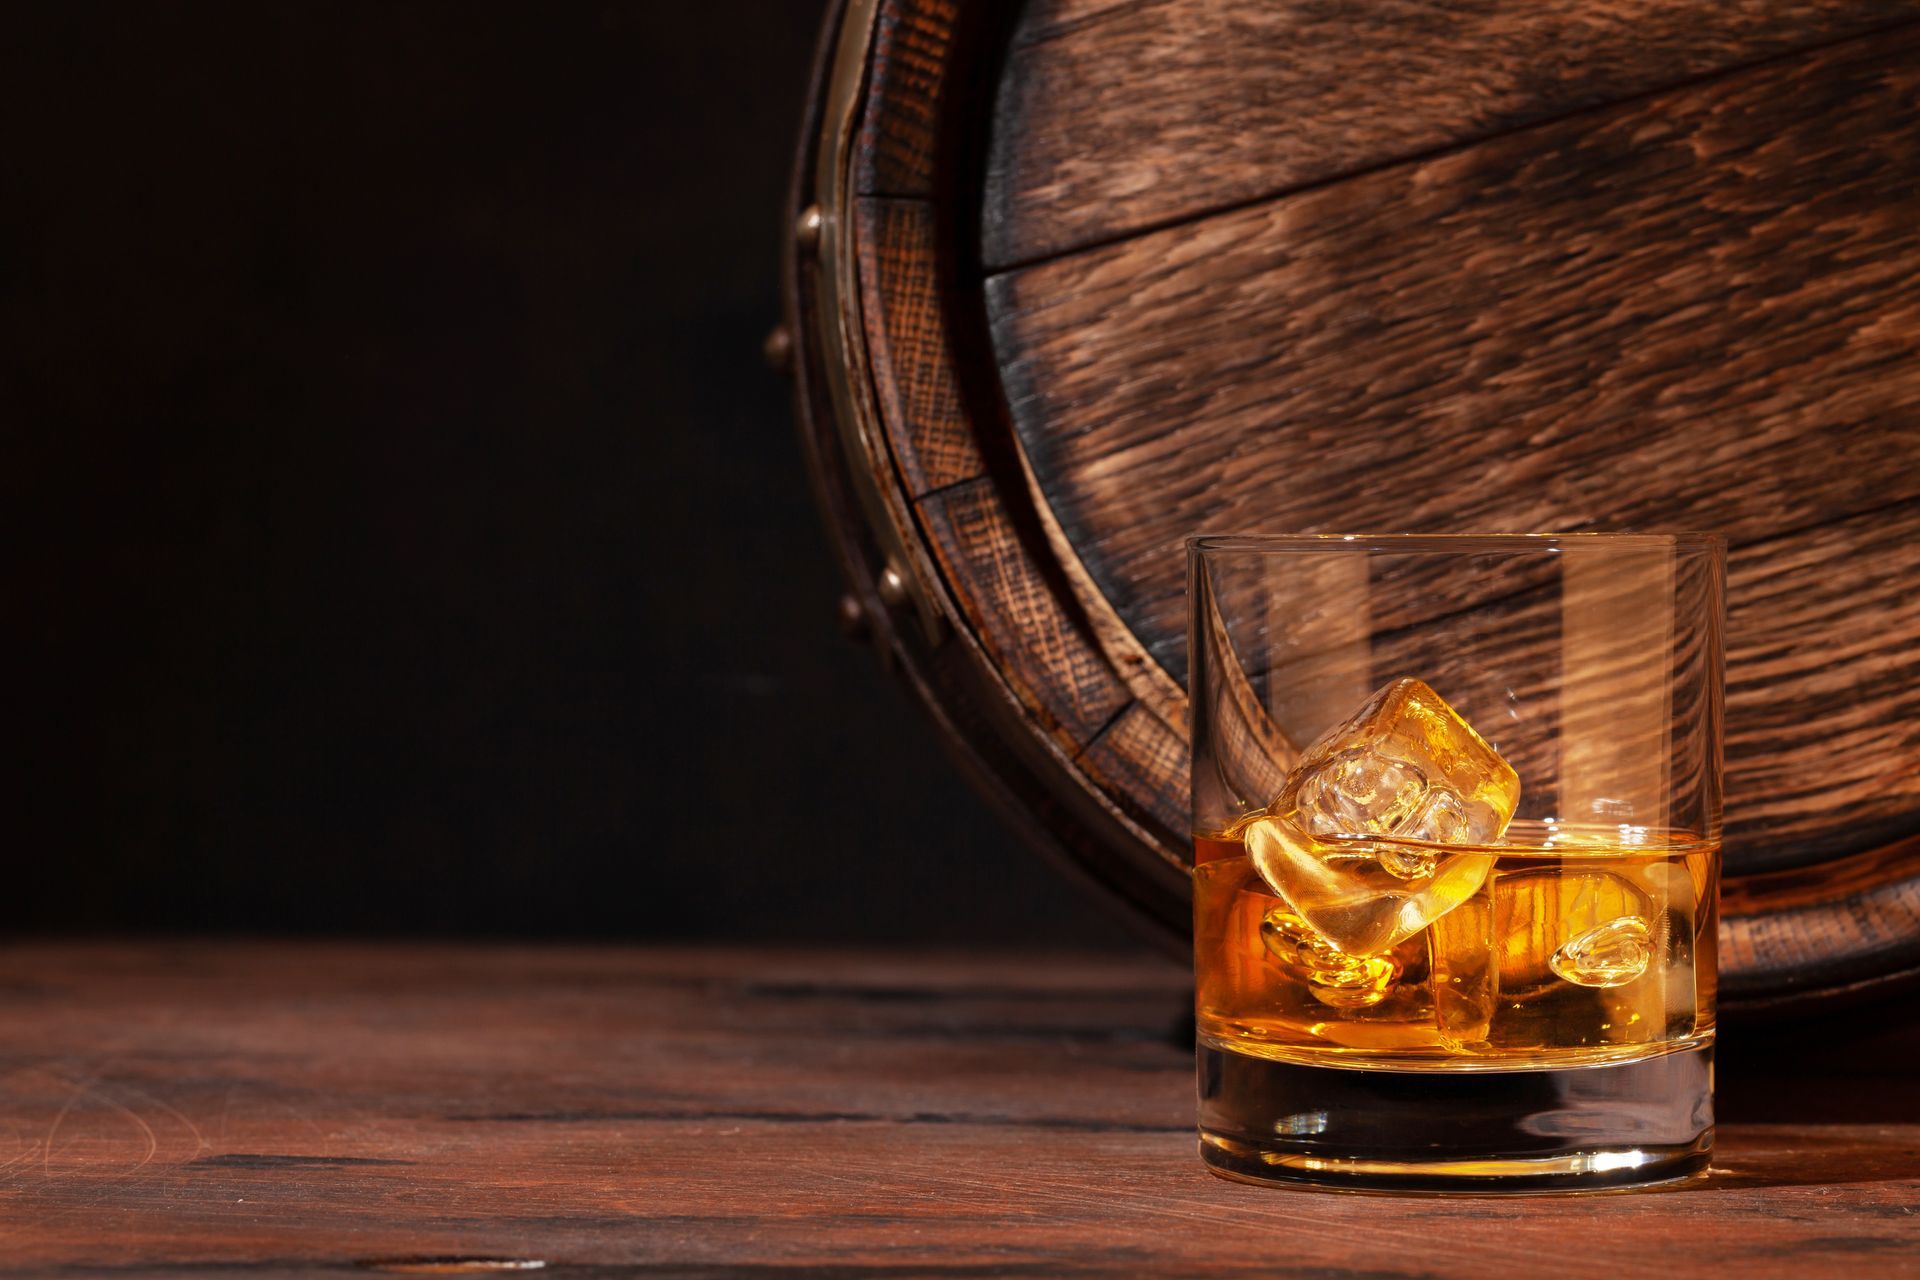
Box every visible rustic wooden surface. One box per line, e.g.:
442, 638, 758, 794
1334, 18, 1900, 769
987, 28, 1920, 869
857, 198, 983, 497
821, 0, 1202, 945
985, 0, 1920, 266
917, 477, 1132, 750
854, 0, 960, 197
3, 942, 1918, 1276
795, 0, 1920, 1005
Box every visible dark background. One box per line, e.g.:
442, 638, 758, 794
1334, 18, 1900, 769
3, 1, 1136, 947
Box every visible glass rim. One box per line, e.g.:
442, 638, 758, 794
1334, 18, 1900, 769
1187, 532, 1726, 555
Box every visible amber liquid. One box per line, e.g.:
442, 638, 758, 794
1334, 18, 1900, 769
1195, 820, 1718, 1071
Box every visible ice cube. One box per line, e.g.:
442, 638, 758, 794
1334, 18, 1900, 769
1259, 907, 1399, 1008
1288, 680, 1516, 842
1429, 876, 1496, 1049
1244, 819, 1494, 956
1627, 860, 1704, 1036
1292, 746, 1427, 836
1488, 867, 1670, 1048
1497, 868, 1651, 998
1550, 916, 1652, 988
1243, 678, 1520, 955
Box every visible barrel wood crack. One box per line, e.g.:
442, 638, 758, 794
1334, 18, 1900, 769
988, 31, 1920, 874
985, 0, 1920, 266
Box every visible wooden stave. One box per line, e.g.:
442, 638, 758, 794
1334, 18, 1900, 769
782, 0, 1191, 953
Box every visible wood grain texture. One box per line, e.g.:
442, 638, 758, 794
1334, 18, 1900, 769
797, 1, 1193, 951
984, 0, 1920, 266
1074, 701, 1188, 838
917, 477, 1129, 750
857, 197, 985, 495
804, 0, 1920, 1002
989, 33, 1920, 870
1724, 834, 1920, 1002
854, 0, 959, 196
2, 943, 1917, 1275
1726, 504, 1920, 864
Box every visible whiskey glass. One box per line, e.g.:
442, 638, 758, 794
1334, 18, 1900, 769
1189, 534, 1724, 1191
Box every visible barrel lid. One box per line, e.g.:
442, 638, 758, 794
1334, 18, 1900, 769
783, 0, 1920, 1013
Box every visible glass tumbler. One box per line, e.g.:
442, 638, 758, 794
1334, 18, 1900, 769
1189, 534, 1724, 1191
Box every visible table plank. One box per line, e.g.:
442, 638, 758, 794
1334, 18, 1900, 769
0, 943, 1914, 1276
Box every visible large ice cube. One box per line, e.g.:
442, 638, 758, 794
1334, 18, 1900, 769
1496, 868, 1651, 998
1288, 679, 1517, 845
1244, 678, 1520, 955
1429, 876, 1497, 1049
1484, 866, 1674, 1049
1259, 907, 1399, 1008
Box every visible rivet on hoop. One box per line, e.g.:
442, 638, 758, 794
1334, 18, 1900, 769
796, 205, 825, 254
876, 562, 912, 610
763, 323, 793, 374
837, 591, 870, 641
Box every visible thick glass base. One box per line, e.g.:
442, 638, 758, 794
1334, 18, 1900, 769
1198, 1039, 1713, 1193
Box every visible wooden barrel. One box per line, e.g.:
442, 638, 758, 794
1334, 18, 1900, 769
779, 0, 1920, 1013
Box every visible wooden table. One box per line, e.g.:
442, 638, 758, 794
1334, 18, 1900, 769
1, 943, 1915, 1276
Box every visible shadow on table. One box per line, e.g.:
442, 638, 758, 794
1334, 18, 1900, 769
1695, 989, 1920, 1190
1716, 987, 1920, 1124
1704, 1126, 1920, 1190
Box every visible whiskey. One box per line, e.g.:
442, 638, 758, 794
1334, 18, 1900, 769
1195, 819, 1718, 1071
